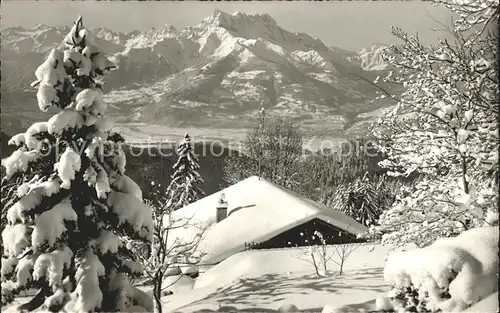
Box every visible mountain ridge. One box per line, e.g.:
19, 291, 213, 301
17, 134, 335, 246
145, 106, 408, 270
1, 10, 394, 139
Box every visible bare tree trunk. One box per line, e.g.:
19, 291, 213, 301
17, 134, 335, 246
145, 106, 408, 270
461, 155, 469, 194
321, 245, 328, 275
153, 273, 163, 313
154, 293, 162, 313
310, 251, 320, 276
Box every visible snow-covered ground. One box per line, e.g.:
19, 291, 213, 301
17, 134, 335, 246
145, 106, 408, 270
3, 229, 498, 313
162, 243, 403, 312
162, 227, 499, 313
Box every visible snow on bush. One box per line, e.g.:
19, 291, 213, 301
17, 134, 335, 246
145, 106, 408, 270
33, 247, 74, 288
6, 122, 51, 151
16, 176, 59, 199
1, 150, 40, 180
36, 83, 59, 112
110, 174, 143, 200
1, 280, 18, 304
118, 255, 145, 276
8, 133, 27, 147
370, 0, 498, 247
15, 256, 35, 288
107, 191, 153, 235
84, 137, 103, 159
64, 251, 105, 312
74, 88, 99, 111
383, 226, 499, 312
1, 258, 18, 280
6, 187, 46, 224
94, 162, 111, 198
31, 198, 77, 249
47, 110, 85, 135
115, 146, 127, 173
91, 230, 122, 254
1, 224, 30, 257
25, 122, 50, 149
55, 148, 81, 189
87, 98, 108, 121
94, 116, 114, 131
83, 164, 98, 186
33, 49, 66, 87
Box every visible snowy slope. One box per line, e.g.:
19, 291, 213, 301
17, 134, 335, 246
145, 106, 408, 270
165, 227, 498, 313
2, 10, 398, 137
164, 243, 412, 312
169, 176, 367, 264
195, 243, 399, 289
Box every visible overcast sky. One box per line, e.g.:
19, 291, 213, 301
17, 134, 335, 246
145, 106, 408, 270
2, 1, 454, 51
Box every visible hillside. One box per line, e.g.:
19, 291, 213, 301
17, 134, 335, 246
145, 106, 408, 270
1, 10, 398, 139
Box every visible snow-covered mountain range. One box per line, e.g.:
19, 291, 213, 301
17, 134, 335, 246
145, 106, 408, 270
1, 10, 394, 137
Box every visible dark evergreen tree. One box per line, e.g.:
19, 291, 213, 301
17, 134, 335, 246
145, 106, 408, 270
164, 133, 205, 211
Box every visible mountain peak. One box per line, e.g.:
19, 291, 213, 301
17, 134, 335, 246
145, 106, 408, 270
203, 9, 279, 30
203, 9, 231, 26
163, 24, 178, 33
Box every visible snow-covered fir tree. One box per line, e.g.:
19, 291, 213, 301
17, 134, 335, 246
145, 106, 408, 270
1, 16, 153, 312
370, 0, 498, 247
163, 133, 205, 211
129, 144, 206, 313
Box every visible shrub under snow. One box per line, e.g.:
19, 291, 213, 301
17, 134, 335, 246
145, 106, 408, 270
383, 226, 498, 312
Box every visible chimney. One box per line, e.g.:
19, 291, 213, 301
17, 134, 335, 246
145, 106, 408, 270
216, 193, 228, 223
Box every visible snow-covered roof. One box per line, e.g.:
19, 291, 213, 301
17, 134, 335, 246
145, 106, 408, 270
171, 176, 367, 264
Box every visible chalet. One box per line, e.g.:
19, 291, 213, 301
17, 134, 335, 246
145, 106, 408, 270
169, 176, 367, 264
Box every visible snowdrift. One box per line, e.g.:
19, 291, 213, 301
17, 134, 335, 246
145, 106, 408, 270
194, 243, 406, 290
384, 226, 499, 312
165, 243, 407, 312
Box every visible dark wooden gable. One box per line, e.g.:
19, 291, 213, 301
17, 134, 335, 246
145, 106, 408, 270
251, 218, 364, 250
